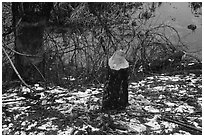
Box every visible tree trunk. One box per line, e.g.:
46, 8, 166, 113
102, 50, 129, 111
12, 2, 53, 83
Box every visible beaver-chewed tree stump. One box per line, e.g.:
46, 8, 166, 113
102, 50, 129, 111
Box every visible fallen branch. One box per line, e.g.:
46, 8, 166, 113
162, 116, 202, 133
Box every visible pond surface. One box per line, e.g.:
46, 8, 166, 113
155, 2, 202, 60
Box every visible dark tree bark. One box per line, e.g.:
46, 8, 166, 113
12, 2, 53, 83
102, 50, 129, 111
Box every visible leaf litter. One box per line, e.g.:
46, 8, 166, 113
2, 73, 202, 135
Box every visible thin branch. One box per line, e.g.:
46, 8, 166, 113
3, 43, 41, 57
31, 62, 46, 82
2, 46, 37, 92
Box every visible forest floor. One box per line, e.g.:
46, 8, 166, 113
2, 73, 202, 135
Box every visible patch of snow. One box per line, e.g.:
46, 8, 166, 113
174, 103, 195, 113
197, 97, 202, 101
191, 79, 197, 83
130, 118, 139, 123
152, 86, 165, 91
189, 73, 195, 76
166, 85, 175, 88
69, 77, 76, 81
37, 132, 45, 135
62, 77, 68, 80
165, 108, 172, 111
129, 85, 137, 89
170, 77, 180, 82
55, 99, 66, 103
139, 80, 146, 84
8, 123, 13, 128
129, 124, 147, 133
147, 81, 154, 84
130, 82, 138, 85
2, 125, 7, 128
158, 95, 165, 99
178, 130, 191, 135
49, 88, 67, 94
71, 91, 89, 98
129, 94, 134, 98
27, 122, 38, 130
51, 125, 58, 130
98, 88, 103, 91
179, 90, 186, 94
35, 86, 44, 91
142, 100, 151, 105
85, 89, 92, 94
58, 127, 74, 135
73, 99, 87, 104
49, 117, 58, 121
92, 97, 100, 102
21, 121, 27, 126
161, 121, 177, 132
20, 131, 26, 135
169, 86, 179, 91
2, 93, 17, 99
34, 84, 40, 87
21, 87, 31, 93
10, 106, 30, 111
135, 94, 145, 100
129, 98, 136, 104
144, 106, 160, 113
145, 115, 160, 130
158, 77, 169, 81
92, 90, 100, 95
193, 122, 200, 128
146, 76, 154, 80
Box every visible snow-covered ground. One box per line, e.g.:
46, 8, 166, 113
2, 73, 202, 135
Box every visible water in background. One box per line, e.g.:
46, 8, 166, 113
155, 2, 202, 60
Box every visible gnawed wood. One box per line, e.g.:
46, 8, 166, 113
102, 50, 129, 111
108, 50, 129, 70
